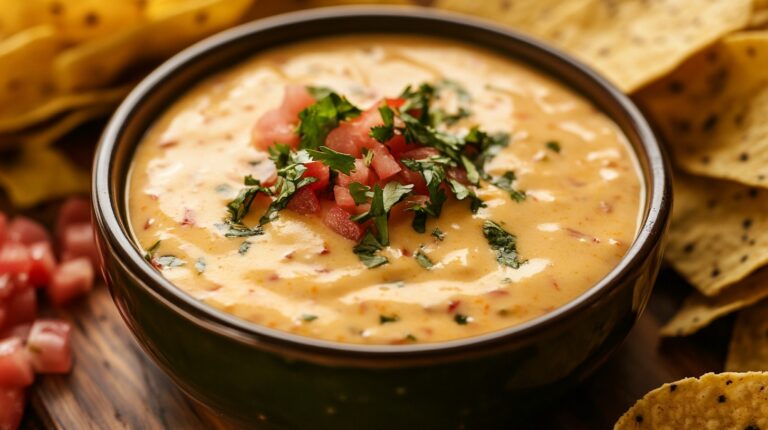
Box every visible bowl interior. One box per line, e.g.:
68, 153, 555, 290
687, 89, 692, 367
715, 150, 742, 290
93, 6, 670, 358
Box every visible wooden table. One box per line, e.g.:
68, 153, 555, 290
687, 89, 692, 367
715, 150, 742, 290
9, 124, 728, 429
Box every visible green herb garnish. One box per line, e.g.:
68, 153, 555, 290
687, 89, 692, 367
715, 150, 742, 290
301, 314, 318, 322
144, 240, 161, 261
431, 227, 445, 241
483, 220, 525, 269
297, 88, 361, 150
379, 314, 400, 324
454, 314, 470, 325
490, 171, 526, 202
306, 145, 356, 174
370, 105, 395, 143
546, 140, 561, 153
155, 255, 185, 269
353, 231, 389, 268
238, 241, 252, 255
351, 182, 413, 245
348, 182, 372, 205
414, 248, 434, 269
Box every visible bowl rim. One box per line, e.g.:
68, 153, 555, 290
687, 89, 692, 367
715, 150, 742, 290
93, 5, 671, 359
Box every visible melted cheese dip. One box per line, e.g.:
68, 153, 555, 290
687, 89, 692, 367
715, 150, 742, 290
127, 36, 643, 344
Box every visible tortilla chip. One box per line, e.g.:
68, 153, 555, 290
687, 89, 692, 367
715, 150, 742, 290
0, 145, 89, 208
635, 32, 768, 187
726, 300, 768, 372
660, 267, 768, 337
614, 372, 768, 429
54, 0, 253, 91
665, 173, 768, 296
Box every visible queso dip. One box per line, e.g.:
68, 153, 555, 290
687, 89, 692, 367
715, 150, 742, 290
127, 35, 643, 344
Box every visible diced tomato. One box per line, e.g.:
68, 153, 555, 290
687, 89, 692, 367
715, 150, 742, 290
385, 97, 405, 108
302, 161, 330, 192
395, 166, 428, 195
0, 388, 25, 430
286, 187, 320, 215
323, 205, 363, 241
4, 286, 37, 328
333, 186, 357, 212
384, 135, 418, 157
280, 85, 316, 118
252, 110, 300, 150
26, 320, 73, 374
0, 338, 34, 388
0, 213, 7, 247
7, 216, 49, 245
447, 167, 470, 185
390, 195, 429, 221
0, 275, 15, 300
49, 258, 94, 307
60, 223, 97, 266
56, 197, 91, 242
336, 159, 373, 187
27, 241, 56, 287
325, 122, 363, 157
0, 243, 31, 276
400, 147, 441, 160
370, 143, 401, 180
252, 85, 315, 151
0, 324, 31, 342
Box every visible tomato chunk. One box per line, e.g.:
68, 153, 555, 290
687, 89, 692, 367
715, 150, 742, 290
49, 258, 94, 307
395, 166, 428, 195
56, 197, 91, 242
7, 216, 49, 245
333, 186, 357, 213
60, 223, 97, 266
323, 205, 363, 241
325, 122, 363, 157
0, 275, 15, 300
0, 243, 31, 276
0, 338, 34, 388
281, 85, 316, 118
4, 286, 37, 328
26, 319, 73, 374
336, 159, 373, 187
286, 187, 320, 215
370, 143, 401, 180
384, 135, 419, 157
0, 213, 7, 247
302, 161, 330, 192
252, 85, 315, 150
400, 147, 440, 160
0, 388, 24, 430
28, 241, 57, 287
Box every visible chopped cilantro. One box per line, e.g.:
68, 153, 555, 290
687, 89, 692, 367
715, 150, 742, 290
400, 112, 464, 161
370, 105, 395, 143
483, 220, 525, 269
144, 240, 161, 261
491, 171, 526, 202
307, 145, 356, 174
379, 314, 400, 324
353, 231, 389, 268
348, 182, 371, 205
460, 155, 480, 186
414, 248, 434, 269
405, 334, 417, 341
431, 227, 445, 241
301, 314, 318, 322
447, 179, 485, 213
400, 83, 435, 124
218, 223, 263, 238
351, 182, 413, 245
546, 140, 561, 153
195, 258, 206, 274
155, 255, 185, 269
268, 143, 292, 169
454, 314, 470, 325
225, 183, 268, 224
361, 147, 374, 166
297, 89, 361, 150
238, 241, 252, 255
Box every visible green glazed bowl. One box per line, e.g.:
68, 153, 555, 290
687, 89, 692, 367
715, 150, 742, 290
92, 7, 671, 429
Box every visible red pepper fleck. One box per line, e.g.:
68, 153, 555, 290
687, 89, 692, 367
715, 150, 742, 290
181, 208, 195, 227
599, 201, 613, 213
267, 273, 280, 281
143, 218, 155, 230
401, 248, 411, 257
319, 245, 331, 255
552, 280, 561, 291
447, 300, 461, 313
315, 267, 330, 273
284, 252, 294, 260
158, 139, 178, 148
487, 289, 509, 297
565, 228, 600, 243
148, 194, 159, 201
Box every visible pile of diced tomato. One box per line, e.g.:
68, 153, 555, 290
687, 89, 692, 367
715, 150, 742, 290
0, 198, 97, 429
252, 86, 460, 241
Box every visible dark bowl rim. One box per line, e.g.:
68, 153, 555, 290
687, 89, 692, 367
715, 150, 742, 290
93, 5, 671, 359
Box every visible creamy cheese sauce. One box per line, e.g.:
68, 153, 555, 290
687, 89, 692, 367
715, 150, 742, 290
127, 36, 643, 344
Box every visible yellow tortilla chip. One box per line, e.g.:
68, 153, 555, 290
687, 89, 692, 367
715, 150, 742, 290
666, 173, 768, 296
54, 0, 254, 92
660, 267, 768, 337
614, 372, 768, 429
0, 25, 64, 119
0, 145, 89, 208
0, 85, 130, 133
726, 300, 768, 372
635, 32, 768, 187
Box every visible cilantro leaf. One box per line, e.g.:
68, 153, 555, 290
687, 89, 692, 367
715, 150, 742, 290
400, 112, 465, 161
454, 314, 470, 325
400, 83, 435, 124
226, 184, 268, 225
370, 105, 395, 143
460, 155, 480, 186
465, 127, 510, 169
361, 147, 374, 166
238, 241, 252, 255
260, 174, 317, 225
348, 182, 371, 205
268, 143, 292, 169
431, 227, 445, 241
306, 146, 356, 174
301, 314, 318, 322
155, 255, 185, 269
217, 223, 264, 238
546, 140, 561, 153
483, 220, 525, 269
195, 258, 206, 274
144, 240, 161, 261
379, 314, 400, 324
447, 179, 485, 213
491, 171, 526, 202
414, 248, 434, 269
297, 90, 361, 150
351, 182, 413, 245
353, 231, 389, 268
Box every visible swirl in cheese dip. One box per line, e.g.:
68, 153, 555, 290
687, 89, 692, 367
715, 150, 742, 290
127, 35, 643, 345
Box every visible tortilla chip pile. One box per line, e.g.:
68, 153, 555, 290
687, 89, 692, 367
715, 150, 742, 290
0, 0, 255, 207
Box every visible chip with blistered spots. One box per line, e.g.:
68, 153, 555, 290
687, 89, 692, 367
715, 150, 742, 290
665, 173, 768, 296
614, 372, 768, 429
636, 32, 768, 187
660, 266, 768, 337
726, 300, 768, 372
